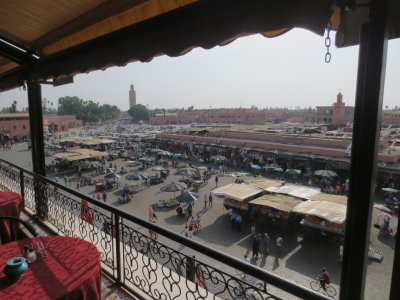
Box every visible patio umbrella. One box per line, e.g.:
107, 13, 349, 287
161, 181, 187, 192
264, 164, 280, 170
314, 170, 337, 177
197, 166, 208, 170
101, 167, 116, 174
231, 172, 250, 177
172, 153, 183, 159
176, 168, 197, 176
251, 164, 261, 170
210, 155, 226, 162
157, 151, 172, 157
161, 181, 187, 199
382, 187, 399, 193
285, 169, 301, 175
153, 166, 167, 171
373, 204, 393, 214
138, 157, 152, 162
104, 172, 121, 179
126, 174, 141, 180
274, 167, 284, 172
80, 199, 93, 225
176, 191, 199, 204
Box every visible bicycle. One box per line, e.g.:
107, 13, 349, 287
234, 269, 267, 300
310, 278, 337, 298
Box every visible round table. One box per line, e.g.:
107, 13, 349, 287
0, 192, 23, 243
0, 236, 101, 300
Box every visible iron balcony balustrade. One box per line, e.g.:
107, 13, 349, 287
0, 158, 330, 300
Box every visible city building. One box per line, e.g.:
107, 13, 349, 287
129, 84, 136, 107
0, 113, 82, 142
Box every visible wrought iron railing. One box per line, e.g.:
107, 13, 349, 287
0, 159, 330, 300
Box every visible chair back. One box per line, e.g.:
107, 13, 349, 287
0, 216, 38, 244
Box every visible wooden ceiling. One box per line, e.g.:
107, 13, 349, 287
0, 0, 399, 92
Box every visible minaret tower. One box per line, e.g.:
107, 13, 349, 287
129, 84, 136, 107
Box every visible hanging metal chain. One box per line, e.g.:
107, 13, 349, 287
324, 22, 332, 63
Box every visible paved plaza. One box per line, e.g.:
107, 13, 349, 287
0, 142, 396, 299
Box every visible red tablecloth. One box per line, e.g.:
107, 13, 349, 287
0, 192, 23, 244
0, 236, 101, 300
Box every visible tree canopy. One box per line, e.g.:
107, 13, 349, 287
128, 104, 151, 122
58, 96, 120, 123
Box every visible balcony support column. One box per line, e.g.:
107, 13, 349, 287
339, 1, 388, 299
27, 81, 48, 219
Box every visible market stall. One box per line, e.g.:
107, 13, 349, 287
292, 200, 346, 241
212, 183, 263, 212
249, 194, 303, 230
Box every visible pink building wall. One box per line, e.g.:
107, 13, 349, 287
0, 113, 82, 140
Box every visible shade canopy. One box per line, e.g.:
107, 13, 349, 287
266, 184, 321, 200
292, 200, 347, 224
212, 183, 263, 201
314, 170, 337, 177
382, 187, 399, 193
160, 181, 187, 193
285, 169, 301, 175
104, 172, 121, 179
250, 194, 302, 213
176, 191, 199, 203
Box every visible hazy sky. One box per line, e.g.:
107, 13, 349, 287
1, 29, 399, 111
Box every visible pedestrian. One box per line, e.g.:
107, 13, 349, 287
146, 177, 151, 187
208, 194, 213, 207
261, 233, 271, 256
96, 193, 101, 201
188, 226, 194, 239
243, 255, 250, 264
184, 225, 190, 237
276, 236, 283, 257
250, 224, 256, 237
230, 212, 236, 229
187, 203, 193, 219
102, 191, 107, 203
215, 176, 218, 187
252, 235, 261, 259
235, 214, 242, 231
203, 194, 208, 209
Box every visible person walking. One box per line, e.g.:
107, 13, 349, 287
102, 191, 107, 203
96, 193, 101, 201
252, 234, 261, 259
208, 194, 213, 207
250, 224, 256, 237
261, 233, 271, 256
187, 203, 193, 220
215, 176, 219, 187
235, 214, 242, 231
276, 236, 283, 257
230, 211, 236, 229
203, 194, 208, 209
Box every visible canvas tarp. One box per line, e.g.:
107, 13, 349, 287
245, 178, 284, 191
53, 149, 108, 161
266, 184, 321, 200
249, 194, 302, 213
309, 194, 348, 205
292, 200, 347, 224
212, 183, 262, 201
